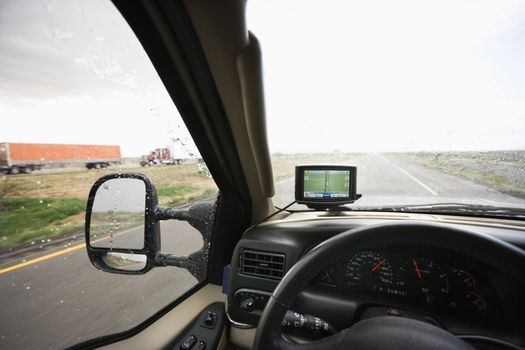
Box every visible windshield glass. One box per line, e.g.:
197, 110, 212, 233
248, 0, 525, 214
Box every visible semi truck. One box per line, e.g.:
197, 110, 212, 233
140, 143, 201, 167
0, 142, 121, 174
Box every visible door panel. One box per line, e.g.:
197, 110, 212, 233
100, 284, 225, 350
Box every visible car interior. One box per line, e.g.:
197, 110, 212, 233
69, 0, 525, 349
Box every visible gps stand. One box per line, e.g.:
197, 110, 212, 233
295, 165, 361, 210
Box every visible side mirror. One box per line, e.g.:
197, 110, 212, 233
85, 173, 160, 274
84, 173, 216, 280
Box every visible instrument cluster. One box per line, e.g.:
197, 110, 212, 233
315, 249, 497, 319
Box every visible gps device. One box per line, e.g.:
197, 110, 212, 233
295, 165, 359, 209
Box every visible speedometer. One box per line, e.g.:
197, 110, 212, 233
346, 250, 393, 289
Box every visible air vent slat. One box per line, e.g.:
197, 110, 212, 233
241, 249, 285, 280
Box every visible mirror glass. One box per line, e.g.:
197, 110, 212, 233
90, 178, 146, 250
102, 252, 147, 271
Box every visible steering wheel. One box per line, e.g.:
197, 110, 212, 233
253, 221, 525, 350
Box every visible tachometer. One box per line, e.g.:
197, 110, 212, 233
346, 250, 393, 289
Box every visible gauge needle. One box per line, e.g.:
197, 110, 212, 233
371, 259, 385, 273
413, 259, 422, 279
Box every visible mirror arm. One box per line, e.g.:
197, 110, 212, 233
155, 253, 188, 267
154, 251, 207, 281
154, 207, 190, 221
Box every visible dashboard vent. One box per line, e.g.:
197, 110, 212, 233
241, 249, 285, 280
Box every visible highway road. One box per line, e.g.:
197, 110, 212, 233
1, 153, 525, 349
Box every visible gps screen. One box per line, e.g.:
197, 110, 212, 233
303, 170, 350, 199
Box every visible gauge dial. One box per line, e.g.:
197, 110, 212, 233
319, 266, 336, 286
346, 250, 393, 288
465, 291, 487, 313
398, 257, 448, 305
453, 269, 476, 289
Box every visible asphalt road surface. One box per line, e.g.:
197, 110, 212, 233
1, 153, 525, 349
0, 220, 203, 350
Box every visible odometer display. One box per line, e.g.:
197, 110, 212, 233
346, 250, 393, 288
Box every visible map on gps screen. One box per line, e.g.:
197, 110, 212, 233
304, 170, 350, 198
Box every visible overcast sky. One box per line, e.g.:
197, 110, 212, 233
1, 0, 524, 156
0, 0, 195, 157
248, 0, 525, 152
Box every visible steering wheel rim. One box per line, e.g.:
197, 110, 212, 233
252, 221, 525, 350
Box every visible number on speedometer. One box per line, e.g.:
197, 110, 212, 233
346, 250, 393, 288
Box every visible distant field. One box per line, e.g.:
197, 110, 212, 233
390, 151, 525, 199
0, 164, 217, 249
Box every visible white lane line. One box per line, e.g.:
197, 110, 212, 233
391, 163, 439, 196
478, 198, 498, 205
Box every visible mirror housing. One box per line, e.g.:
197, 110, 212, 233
85, 173, 160, 275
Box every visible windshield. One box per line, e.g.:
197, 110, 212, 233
248, 0, 525, 215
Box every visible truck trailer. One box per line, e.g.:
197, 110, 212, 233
0, 142, 121, 174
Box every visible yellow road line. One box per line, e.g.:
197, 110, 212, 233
0, 243, 86, 275
0, 225, 141, 275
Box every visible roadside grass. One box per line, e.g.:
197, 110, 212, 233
0, 164, 217, 250
392, 151, 525, 199
0, 198, 85, 249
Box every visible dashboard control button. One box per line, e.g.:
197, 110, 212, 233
239, 296, 256, 312
194, 341, 206, 350
180, 335, 197, 350
201, 311, 216, 328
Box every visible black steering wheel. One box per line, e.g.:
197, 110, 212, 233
253, 221, 525, 350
